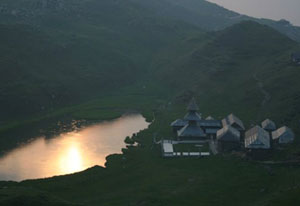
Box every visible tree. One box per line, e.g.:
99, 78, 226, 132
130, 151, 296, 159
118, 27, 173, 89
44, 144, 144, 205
124, 136, 135, 146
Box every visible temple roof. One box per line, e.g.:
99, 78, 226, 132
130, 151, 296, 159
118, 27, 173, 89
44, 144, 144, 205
177, 124, 206, 138
184, 111, 202, 121
187, 98, 199, 111
198, 120, 222, 128
170, 119, 188, 127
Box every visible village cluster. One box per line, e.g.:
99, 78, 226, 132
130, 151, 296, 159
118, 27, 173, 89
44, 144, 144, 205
161, 98, 295, 157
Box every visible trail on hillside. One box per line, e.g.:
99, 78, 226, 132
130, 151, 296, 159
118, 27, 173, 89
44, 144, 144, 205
253, 73, 271, 120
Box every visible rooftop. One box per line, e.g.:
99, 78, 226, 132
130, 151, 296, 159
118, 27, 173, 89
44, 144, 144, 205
217, 125, 240, 142
187, 98, 199, 111
170, 119, 188, 127
261, 119, 276, 131
245, 126, 270, 149
184, 111, 202, 121
222, 113, 245, 130
177, 124, 206, 138
272, 126, 294, 143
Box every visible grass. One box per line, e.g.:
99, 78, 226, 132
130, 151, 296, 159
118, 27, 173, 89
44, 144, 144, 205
1, 108, 300, 206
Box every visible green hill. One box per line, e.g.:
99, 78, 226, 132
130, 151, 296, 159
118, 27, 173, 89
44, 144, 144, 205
0, 2, 300, 205
0, 0, 201, 122
153, 21, 300, 130
1, 20, 300, 206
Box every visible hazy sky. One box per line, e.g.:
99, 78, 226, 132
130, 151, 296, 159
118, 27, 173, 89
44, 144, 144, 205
207, 0, 300, 26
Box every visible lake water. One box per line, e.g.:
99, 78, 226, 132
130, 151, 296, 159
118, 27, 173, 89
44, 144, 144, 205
0, 114, 149, 181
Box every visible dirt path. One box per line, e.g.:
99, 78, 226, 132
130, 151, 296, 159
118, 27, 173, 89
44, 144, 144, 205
253, 73, 271, 120
253, 73, 271, 106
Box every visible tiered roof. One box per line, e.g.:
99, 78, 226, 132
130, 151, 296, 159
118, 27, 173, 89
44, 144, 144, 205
170, 119, 188, 127
187, 98, 199, 111
184, 112, 202, 121
177, 123, 206, 138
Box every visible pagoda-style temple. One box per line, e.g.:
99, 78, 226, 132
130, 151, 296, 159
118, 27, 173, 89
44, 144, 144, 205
177, 98, 207, 141
171, 98, 222, 140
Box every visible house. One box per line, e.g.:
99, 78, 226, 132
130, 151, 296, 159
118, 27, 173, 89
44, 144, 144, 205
216, 125, 241, 152
291, 52, 300, 65
177, 98, 206, 141
170, 119, 187, 133
261, 119, 276, 132
272, 126, 295, 144
222, 113, 245, 141
261, 119, 276, 143
245, 126, 270, 149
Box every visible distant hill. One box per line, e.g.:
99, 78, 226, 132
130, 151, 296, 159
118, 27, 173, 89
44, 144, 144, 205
1, 0, 300, 41
0, 0, 299, 130
0, 0, 200, 121
154, 21, 300, 130
132, 0, 300, 42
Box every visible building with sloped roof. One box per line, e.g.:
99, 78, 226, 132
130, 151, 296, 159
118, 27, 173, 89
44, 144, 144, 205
261, 119, 276, 132
245, 126, 270, 149
199, 119, 222, 139
177, 98, 206, 141
170, 119, 188, 133
272, 126, 294, 144
222, 113, 245, 131
217, 125, 241, 152
222, 113, 245, 142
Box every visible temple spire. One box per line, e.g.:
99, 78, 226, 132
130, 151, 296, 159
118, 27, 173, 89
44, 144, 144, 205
187, 97, 199, 111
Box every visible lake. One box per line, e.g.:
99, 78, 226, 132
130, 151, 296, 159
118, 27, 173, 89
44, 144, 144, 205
0, 114, 149, 181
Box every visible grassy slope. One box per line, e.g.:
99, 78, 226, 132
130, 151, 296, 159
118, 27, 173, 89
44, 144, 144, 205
154, 21, 300, 130
0, 0, 200, 122
1, 109, 300, 206
1, 21, 300, 205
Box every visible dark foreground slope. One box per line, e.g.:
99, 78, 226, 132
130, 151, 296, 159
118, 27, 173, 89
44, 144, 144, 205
1, 21, 300, 206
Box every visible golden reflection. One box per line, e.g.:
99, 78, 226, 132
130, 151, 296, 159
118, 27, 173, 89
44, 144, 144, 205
0, 114, 149, 181
59, 143, 83, 174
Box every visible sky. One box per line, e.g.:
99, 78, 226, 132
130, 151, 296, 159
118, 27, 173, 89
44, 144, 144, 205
207, 0, 300, 26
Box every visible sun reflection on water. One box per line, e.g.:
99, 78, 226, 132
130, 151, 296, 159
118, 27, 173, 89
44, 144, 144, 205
0, 114, 149, 181
59, 142, 83, 174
